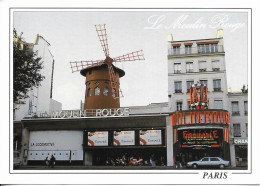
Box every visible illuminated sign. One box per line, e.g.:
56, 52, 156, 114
171, 110, 230, 126
179, 129, 223, 147
139, 130, 162, 145
87, 131, 108, 146
113, 131, 135, 146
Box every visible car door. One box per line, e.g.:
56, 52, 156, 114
210, 157, 220, 166
200, 157, 210, 167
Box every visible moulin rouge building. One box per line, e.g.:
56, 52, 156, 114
15, 28, 240, 168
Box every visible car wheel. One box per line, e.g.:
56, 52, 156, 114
219, 164, 224, 169
192, 164, 198, 169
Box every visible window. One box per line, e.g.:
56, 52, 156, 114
173, 46, 180, 55
174, 81, 182, 93
187, 100, 191, 110
246, 123, 248, 137
212, 60, 220, 71
244, 101, 248, 115
200, 80, 208, 87
232, 101, 240, 115
112, 88, 117, 98
214, 100, 223, 109
186, 81, 194, 92
233, 124, 241, 137
185, 45, 192, 54
198, 44, 219, 53
177, 102, 183, 111
186, 62, 193, 73
213, 79, 221, 91
201, 157, 209, 161
199, 61, 207, 72
94, 87, 100, 96
210, 157, 220, 161
174, 63, 181, 73
87, 88, 91, 97
103, 87, 109, 96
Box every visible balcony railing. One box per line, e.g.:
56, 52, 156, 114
175, 90, 182, 93
232, 111, 240, 116
168, 45, 224, 56
213, 88, 222, 92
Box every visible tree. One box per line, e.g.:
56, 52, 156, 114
13, 29, 45, 109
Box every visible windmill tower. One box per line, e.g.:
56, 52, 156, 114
70, 24, 145, 111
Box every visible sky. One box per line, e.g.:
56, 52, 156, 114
13, 10, 248, 110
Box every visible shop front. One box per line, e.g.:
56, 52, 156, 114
171, 110, 231, 166
84, 129, 166, 166
233, 138, 248, 167
20, 113, 169, 167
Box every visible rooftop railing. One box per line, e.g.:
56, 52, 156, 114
168, 45, 224, 56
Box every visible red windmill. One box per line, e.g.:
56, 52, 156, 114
70, 24, 145, 111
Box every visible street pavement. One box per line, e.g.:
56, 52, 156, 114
15, 165, 248, 170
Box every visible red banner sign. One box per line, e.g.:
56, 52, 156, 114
171, 110, 230, 126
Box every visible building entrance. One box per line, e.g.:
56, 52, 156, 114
86, 147, 167, 166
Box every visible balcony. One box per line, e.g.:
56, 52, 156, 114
212, 68, 220, 72
199, 68, 207, 72
174, 70, 181, 74
213, 88, 222, 92
168, 45, 224, 56
175, 90, 182, 93
232, 111, 240, 116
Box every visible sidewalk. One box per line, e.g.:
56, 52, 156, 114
15, 165, 248, 170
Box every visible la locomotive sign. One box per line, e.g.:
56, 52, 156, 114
171, 110, 230, 126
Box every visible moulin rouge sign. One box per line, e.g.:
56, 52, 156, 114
171, 110, 230, 126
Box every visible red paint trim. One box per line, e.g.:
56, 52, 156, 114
197, 41, 219, 44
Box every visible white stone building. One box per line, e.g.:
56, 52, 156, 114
168, 29, 228, 112
228, 91, 248, 167
167, 29, 248, 167
14, 34, 62, 121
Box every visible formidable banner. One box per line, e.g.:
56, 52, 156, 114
179, 129, 223, 148
139, 130, 162, 145
171, 110, 230, 126
88, 131, 108, 146
113, 131, 135, 146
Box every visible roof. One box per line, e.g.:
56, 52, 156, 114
80, 63, 125, 77
170, 37, 221, 43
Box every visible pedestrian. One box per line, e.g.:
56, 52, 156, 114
150, 154, 156, 167
175, 154, 182, 168
50, 154, 56, 168
45, 156, 49, 167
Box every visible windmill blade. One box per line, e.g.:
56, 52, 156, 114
95, 24, 110, 57
113, 50, 145, 63
70, 60, 104, 73
107, 64, 123, 98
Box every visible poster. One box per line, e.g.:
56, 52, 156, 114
87, 131, 108, 146
139, 130, 162, 145
113, 131, 135, 146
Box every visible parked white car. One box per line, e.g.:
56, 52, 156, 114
186, 157, 230, 169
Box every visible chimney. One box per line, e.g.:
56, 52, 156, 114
216, 29, 223, 38
168, 34, 173, 42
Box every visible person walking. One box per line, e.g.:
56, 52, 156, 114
45, 156, 49, 167
150, 154, 156, 167
50, 154, 56, 168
